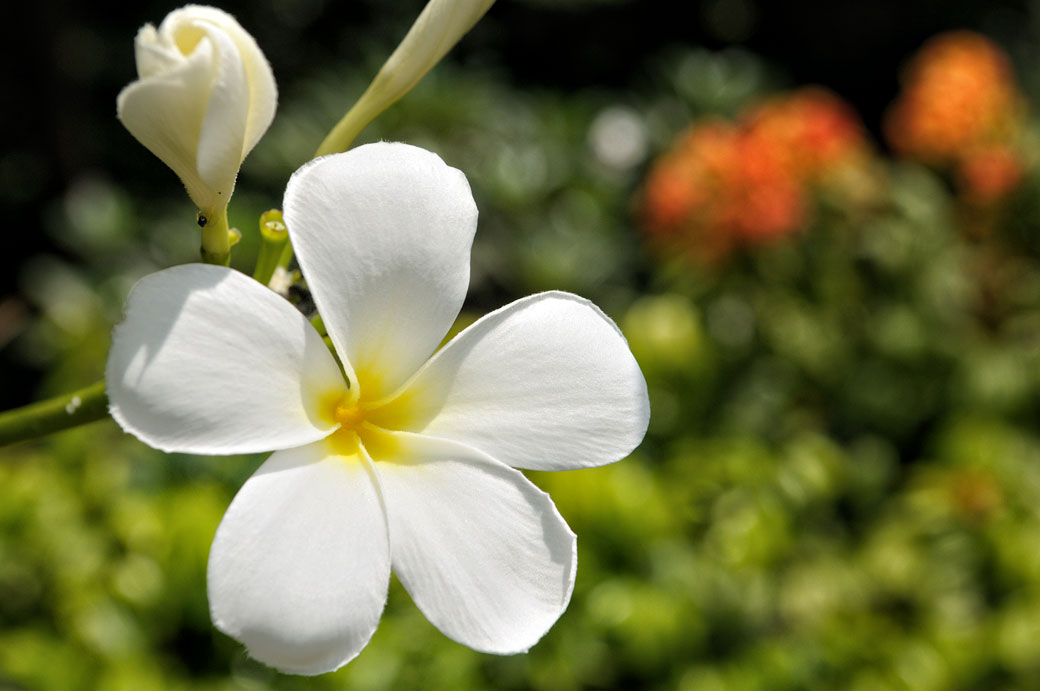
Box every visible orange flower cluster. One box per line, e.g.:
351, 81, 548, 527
743, 88, 868, 185
641, 88, 869, 262
885, 31, 1026, 203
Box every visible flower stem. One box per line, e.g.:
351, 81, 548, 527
312, 0, 495, 157
0, 381, 109, 447
253, 209, 291, 286
200, 206, 232, 266
314, 100, 375, 157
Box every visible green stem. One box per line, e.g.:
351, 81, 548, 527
277, 241, 295, 274
314, 97, 378, 158
0, 381, 109, 447
311, 0, 494, 158
200, 206, 232, 266
253, 209, 290, 286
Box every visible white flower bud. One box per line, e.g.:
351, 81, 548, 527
317, 0, 495, 155
117, 5, 277, 214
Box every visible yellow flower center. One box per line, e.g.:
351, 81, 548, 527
325, 398, 366, 456
333, 401, 367, 431
318, 369, 431, 460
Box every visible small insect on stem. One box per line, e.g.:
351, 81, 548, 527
197, 211, 208, 227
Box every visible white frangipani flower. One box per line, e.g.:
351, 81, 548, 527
117, 5, 277, 215
106, 142, 650, 675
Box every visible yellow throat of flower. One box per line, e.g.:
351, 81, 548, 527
318, 372, 427, 459
333, 401, 367, 431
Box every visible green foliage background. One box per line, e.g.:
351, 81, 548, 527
7, 5, 1040, 690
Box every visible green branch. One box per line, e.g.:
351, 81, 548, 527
0, 381, 110, 447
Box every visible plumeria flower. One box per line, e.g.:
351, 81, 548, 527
106, 142, 650, 675
117, 5, 277, 218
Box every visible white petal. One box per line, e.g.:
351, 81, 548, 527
383, 292, 650, 471
283, 143, 477, 401
106, 264, 347, 455
166, 5, 277, 156
208, 441, 390, 675
117, 36, 213, 209
134, 24, 182, 78
192, 18, 249, 197
120, 6, 277, 212
364, 429, 575, 653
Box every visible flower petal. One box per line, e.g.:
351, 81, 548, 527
134, 24, 182, 78
170, 5, 277, 156
283, 142, 477, 401
191, 18, 249, 198
208, 441, 390, 675
106, 264, 346, 455
381, 291, 650, 471
118, 31, 213, 208
119, 6, 276, 213
364, 428, 576, 653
